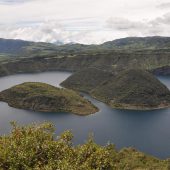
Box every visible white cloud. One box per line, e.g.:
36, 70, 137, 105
157, 2, 170, 9
0, 0, 170, 44
106, 13, 170, 37
106, 18, 146, 31
0, 21, 119, 44
0, 21, 70, 43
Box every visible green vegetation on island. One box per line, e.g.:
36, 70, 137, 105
0, 122, 169, 170
61, 67, 113, 92
0, 82, 98, 115
92, 69, 170, 110
62, 69, 170, 110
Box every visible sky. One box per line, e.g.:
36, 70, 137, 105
0, 0, 170, 44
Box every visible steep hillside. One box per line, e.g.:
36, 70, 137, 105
0, 47, 169, 78
0, 82, 98, 115
61, 67, 114, 92
92, 69, 170, 110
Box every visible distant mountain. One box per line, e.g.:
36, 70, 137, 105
56, 36, 170, 52
38, 36, 170, 54
0, 38, 57, 57
0, 38, 30, 55
101, 36, 170, 50
0, 36, 170, 58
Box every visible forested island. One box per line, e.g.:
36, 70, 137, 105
0, 82, 98, 115
61, 68, 170, 110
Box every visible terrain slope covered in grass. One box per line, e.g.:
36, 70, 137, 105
61, 67, 114, 92
62, 68, 170, 110
92, 69, 170, 110
0, 82, 98, 115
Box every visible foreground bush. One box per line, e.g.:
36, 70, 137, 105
0, 122, 169, 170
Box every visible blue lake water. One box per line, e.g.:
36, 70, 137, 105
0, 72, 169, 159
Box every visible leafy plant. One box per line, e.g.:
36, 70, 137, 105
0, 122, 168, 170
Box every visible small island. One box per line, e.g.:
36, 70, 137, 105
0, 82, 98, 115
62, 68, 170, 110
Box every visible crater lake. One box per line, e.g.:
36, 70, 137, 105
0, 71, 169, 159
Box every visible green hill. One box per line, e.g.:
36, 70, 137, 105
0, 38, 58, 60
101, 36, 170, 50
62, 68, 170, 110
0, 38, 30, 55
61, 67, 114, 92
92, 69, 170, 110
0, 82, 98, 115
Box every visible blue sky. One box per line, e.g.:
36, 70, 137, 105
0, 0, 170, 44
0, 0, 31, 5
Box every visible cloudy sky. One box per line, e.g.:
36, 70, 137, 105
0, 0, 170, 44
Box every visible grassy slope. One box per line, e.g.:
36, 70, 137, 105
0, 82, 98, 115
61, 67, 114, 92
92, 69, 170, 109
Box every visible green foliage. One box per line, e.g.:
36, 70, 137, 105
0, 122, 168, 170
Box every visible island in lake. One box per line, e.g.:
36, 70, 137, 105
0, 82, 98, 115
62, 68, 170, 110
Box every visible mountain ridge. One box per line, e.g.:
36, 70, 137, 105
1, 36, 170, 56
0, 36, 169, 77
